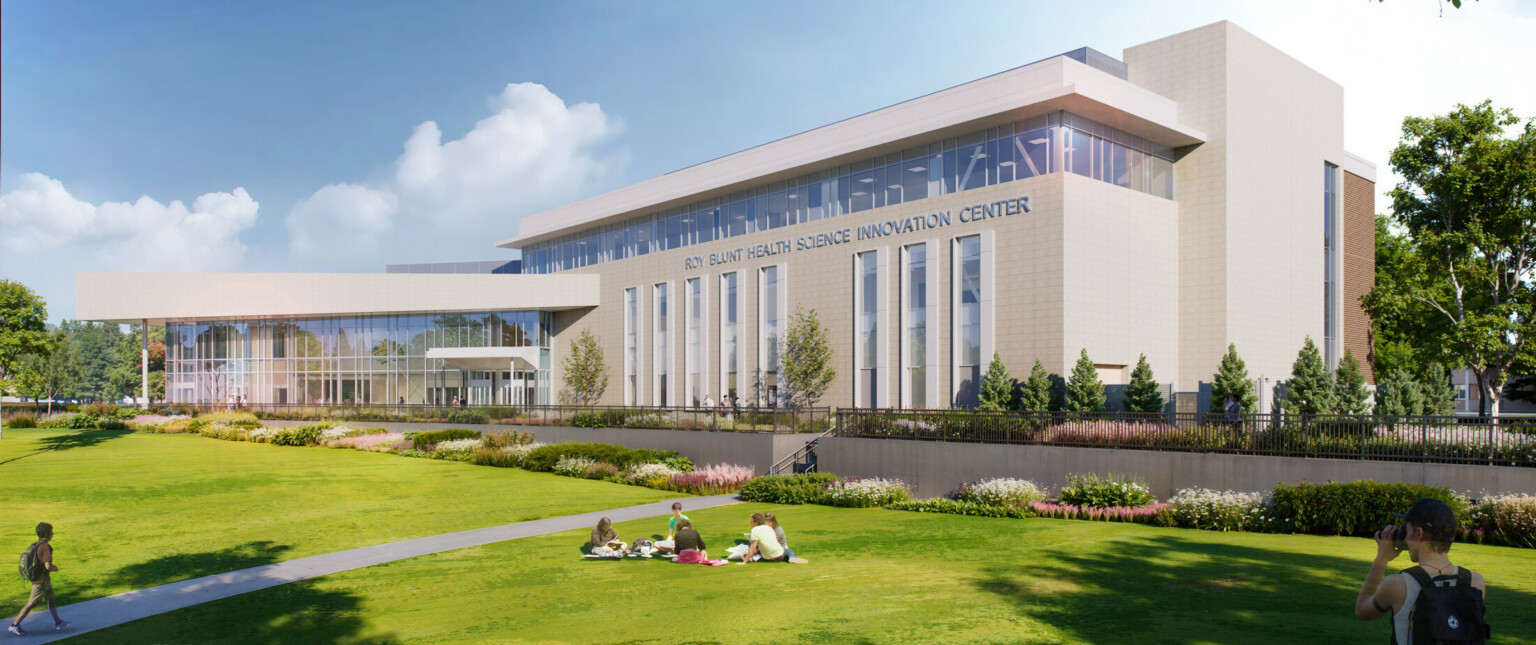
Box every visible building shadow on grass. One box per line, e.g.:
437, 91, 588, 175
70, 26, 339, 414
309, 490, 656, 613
0, 428, 131, 466
973, 531, 1536, 644
77, 541, 400, 644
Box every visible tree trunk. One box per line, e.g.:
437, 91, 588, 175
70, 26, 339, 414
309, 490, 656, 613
1476, 369, 1502, 419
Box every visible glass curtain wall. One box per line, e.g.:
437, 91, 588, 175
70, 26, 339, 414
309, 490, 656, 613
522, 111, 1175, 274
164, 311, 551, 406
761, 266, 781, 405
721, 272, 740, 403
904, 243, 928, 408
956, 236, 983, 405
654, 283, 670, 405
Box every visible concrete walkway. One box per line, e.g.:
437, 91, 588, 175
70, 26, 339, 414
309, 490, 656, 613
15, 494, 742, 643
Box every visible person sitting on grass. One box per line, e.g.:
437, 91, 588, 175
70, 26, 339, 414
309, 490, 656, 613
672, 519, 709, 564
738, 513, 788, 564
656, 502, 689, 554
764, 512, 807, 564
588, 517, 627, 556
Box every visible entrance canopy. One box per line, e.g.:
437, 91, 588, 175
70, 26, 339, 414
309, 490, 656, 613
426, 346, 542, 371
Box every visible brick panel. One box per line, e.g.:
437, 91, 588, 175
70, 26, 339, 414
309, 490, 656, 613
1342, 171, 1375, 382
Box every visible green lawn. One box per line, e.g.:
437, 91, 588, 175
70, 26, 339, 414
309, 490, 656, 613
7, 427, 1536, 644
0, 428, 673, 608
75, 508, 1536, 644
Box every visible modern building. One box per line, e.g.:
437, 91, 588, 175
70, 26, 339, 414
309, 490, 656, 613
78, 21, 1376, 410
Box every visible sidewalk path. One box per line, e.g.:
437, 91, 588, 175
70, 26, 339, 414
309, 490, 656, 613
18, 494, 742, 643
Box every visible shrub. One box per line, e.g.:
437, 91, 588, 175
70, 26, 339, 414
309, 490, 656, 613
481, 429, 535, 449
1465, 493, 1536, 549
410, 428, 481, 450
959, 478, 1048, 508
443, 409, 490, 425
328, 432, 406, 452
583, 462, 620, 480
739, 473, 842, 504
1059, 473, 1156, 508
469, 443, 545, 468
431, 438, 482, 461
622, 462, 681, 486
1030, 501, 1168, 523
521, 442, 687, 473
82, 402, 117, 418
96, 419, 129, 430
1264, 480, 1470, 537
199, 422, 251, 441
269, 424, 327, 446
821, 477, 911, 508
38, 413, 98, 430
554, 455, 598, 477
887, 499, 1033, 519
126, 414, 190, 433
1164, 488, 1266, 532
319, 426, 364, 443
4, 413, 37, 428
187, 412, 261, 432
663, 463, 756, 495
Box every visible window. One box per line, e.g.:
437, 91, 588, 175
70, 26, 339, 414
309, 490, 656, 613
955, 235, 983, 406
654, 283, 671, 406
625, 287, 640, 405
760, 265, 781, 406
857, 251, 879, 406
904, 243, 930, 408
1324, 162, 1339, 368
686, 277, 704, 407
720, 272, 741, 403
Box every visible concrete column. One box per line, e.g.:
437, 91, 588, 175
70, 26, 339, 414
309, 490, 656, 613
141, 318, 150, 409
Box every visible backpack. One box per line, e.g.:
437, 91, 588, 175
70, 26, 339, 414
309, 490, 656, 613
1402, 567, 1490, 645
18, 541, 42, 582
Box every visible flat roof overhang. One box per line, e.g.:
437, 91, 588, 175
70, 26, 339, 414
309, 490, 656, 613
426, 347, 542, 371
498, 55, 1205, 250
75, 272, 600, 325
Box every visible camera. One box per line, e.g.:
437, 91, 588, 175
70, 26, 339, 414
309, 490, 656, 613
1392, 523, 1410, 551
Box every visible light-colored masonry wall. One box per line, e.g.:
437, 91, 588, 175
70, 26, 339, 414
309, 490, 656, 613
1127, 22, 1346, 390
550, 173, 1180, 407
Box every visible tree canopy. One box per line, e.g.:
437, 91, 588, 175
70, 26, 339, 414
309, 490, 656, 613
780, 306, 836, 408
560, 328, 608, 406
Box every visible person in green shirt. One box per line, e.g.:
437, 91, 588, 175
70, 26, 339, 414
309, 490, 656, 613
667, 502, 689, 540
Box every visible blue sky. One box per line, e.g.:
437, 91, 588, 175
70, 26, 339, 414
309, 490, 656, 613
4, 0, 1535, 322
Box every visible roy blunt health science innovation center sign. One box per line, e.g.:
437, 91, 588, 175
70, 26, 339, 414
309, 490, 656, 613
683, 195, 1030, 269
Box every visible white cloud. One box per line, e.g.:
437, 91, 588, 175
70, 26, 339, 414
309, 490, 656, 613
285, 82, 622, 268
0, 172, 259, 271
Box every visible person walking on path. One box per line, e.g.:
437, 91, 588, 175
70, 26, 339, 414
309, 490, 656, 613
10, 523, 69, 636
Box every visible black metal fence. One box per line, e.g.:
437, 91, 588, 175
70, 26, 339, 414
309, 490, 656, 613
835, 408, 1536, 467
177, 402, 832, 434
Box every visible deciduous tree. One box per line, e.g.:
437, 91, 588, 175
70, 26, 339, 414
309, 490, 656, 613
560, 328, 608, 406
780, 306, 836, 408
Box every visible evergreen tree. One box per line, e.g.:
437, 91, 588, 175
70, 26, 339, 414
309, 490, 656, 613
1284, 336, 1337, 415
1374, 368, 1424, 417
780, 306, 836, 408
976, 352, 1014, 411
1209, 343, 1257, 414
1064, 349, 1106, 412
1420, 362, 1458, 416
1333, 349, 1372, 414
560, 328, 608, 406
1121, 354, 1164, 413
1017, 359, 1053, 412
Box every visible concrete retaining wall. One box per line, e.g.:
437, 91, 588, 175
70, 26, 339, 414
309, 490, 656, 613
264, 419, 816, 474
817, 436, 1536, 499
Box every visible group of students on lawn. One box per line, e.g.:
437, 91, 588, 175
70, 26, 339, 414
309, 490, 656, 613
587, 503, 807, 565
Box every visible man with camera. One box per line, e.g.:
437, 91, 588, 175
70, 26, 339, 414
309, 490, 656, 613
1355, 498, 1490, 644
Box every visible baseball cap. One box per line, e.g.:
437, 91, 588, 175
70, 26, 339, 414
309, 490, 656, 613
1392, 498, 1459, 543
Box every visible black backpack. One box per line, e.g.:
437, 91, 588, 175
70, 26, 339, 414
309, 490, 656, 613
1402, 567, 1490, 645
17, 541, 42, 582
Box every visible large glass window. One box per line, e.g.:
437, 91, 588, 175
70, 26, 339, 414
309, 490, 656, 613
721, 272, 740, 403
1324, 162, 1339, 368
761, 266, 781, 405
905, 243, 928, 409
957, 236, 982, 404
686, 277, 703, 407
520, 112, 1174, 274
625, 287, 639, 406
654, 283, 670, 406
858, 251, 879, 405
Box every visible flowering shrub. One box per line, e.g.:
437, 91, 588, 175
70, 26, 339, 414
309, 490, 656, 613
821, 477, 911, 508
622, 462, 681, 486
1466, 493, 1536, 549
664, 463, 756, 495
199, 422, 253, 441
38, 413, 98, 430
1163, 488, 1266, 532
328, 432, 406, 452
469, 441, 546, 468
320, 426, 364, 443
187, 412, 261, 431
127, 415, 191, 433
887, 499, 1032, 519
960, 478, 1048, 508
480, 429, 535, 449
409, 429, 480, 450
1030, 501, 1168, 523
554, 455, 598, 477
244, 427, 278, 443
431, 438, 482, 461
269, 424, 326, 446
1059, 473, 1156, 508
583, 462, 620, 479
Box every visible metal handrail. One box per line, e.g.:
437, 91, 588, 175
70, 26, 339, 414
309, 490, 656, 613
770, 425, 838, 475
